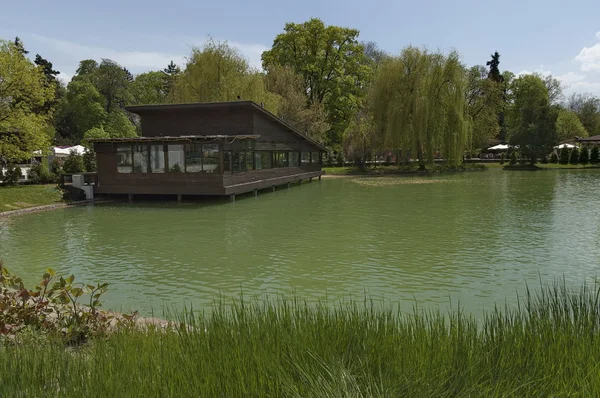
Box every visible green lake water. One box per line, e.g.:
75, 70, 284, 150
2, 169, 600, 316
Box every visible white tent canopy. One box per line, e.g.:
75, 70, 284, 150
488, 144, 511, 151
554, 143, 576, 149
53, 145, 88, 156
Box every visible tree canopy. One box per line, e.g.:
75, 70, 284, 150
0, 39, 55, 162
556, 109, 588, 141
262, 18, 373, 146
371, 47, 470, 168
172, 40, 278, 112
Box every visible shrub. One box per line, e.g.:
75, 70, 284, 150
509, 152, 518, 166
50, 158, 61, 174
550, 152, 559, 163
569, 147, 579, 164
0, 262, 134, 344
579, 147, 589, 164
170, 163, 182, 173
559, 149, 570, 164
83, 151, 96, 172
590, 146, 599, 164
62, 151, 86, 173
27, 163, 55, 184
540, 155, 549, 164
1, 164, 22, 185
500, 153, 505, 165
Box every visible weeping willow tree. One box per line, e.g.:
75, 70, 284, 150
372, 47, 471, 169
170, 40, 279, 112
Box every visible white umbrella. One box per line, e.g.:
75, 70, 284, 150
53, 145, 88, 156
488, 144, 510, 151
554, 143, 576, 149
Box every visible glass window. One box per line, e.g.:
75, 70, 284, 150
245, 151, 254, 171
289, 152, 300, 167
117, 145, 132, 173
202, 144, 220, 173
301, 152, 311, 165
255, 152, 272, 170
149, 145, 165, 173
232, 152, 243, 173
224, 152, 232, 173
133, 144, 148, 173
168, 144, 184, 173
185, 144, 203, 173
311, 152, 320, 164
274, 152, 288, 168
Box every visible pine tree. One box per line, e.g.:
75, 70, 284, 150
163, 61, 181, 75
569, 147, 579, 164
13, 36, 28, 55
34, 54, 60, 81
579, 147, 589, 164
559, 148, 570, 164
122, 67, 134, 82
590, 146, 600, 164
486, 52, 503, 83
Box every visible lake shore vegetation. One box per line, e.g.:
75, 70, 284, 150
3, 264, 600, 396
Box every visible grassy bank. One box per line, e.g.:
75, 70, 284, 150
324, 163, 486, 175
0, 184, 63, 213
3, 284, 600, 396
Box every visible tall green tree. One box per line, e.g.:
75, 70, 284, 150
465, 65, 504, 149
262, 18, 372, 146
13, 37, 28, 55
568, 93, 600, 136
96, 59, 133, 111
371, 47, 470, 169
506, 74, 558, 165
163, 60, 181, 99
0, 39, 54, 162
556, 109, 588, 141
131, 71, 169, 105
265, 66, 329, 142
343, 106, 377, 169
486, 52, 502, 83
171, 40, 278, 111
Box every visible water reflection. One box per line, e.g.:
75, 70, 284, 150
2, 170, 600, 316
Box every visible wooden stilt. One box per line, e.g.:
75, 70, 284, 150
287, 182, 291, 189
309, 177, 313, 183
253, 189, 258, 198
272, 185, 275, 192
318, 175, 322, 181
177, 194, 182, 204
128, 194, 133, 203
230, 194, 236, 203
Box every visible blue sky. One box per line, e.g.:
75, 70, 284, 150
1, 0, 599, 95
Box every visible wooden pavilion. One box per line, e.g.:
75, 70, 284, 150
91, 101, 326, 201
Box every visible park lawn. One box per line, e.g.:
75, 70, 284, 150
0, 184, 64, 213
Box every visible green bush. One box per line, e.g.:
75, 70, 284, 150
579, 147, 589, 164
0, 263, 133, 344
1, 164, 22, 185
509, 152, 518, 165
590, 146, 599, 164
570, 147, 579, 164
500, 153, 505, 165
50, 158, 61, 174
559, 149, 570, 164
62, 151, 86, 174
83, 151, 96, 172
27, 163, 55, 184
550, 152, 559, 163
540, 155, 549, 164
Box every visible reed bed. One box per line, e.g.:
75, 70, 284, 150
3, 282, 600, 397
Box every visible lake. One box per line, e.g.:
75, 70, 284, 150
2, 169, 600, 316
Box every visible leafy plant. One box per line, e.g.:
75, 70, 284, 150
500, 152, 505, 165
509, 152, 518, 166
550, 152, 559, 163
27, 163, 55, 184
588, 146, 599, 164
559, 148, 570, 164
0, 262, 133, 344
540, 155, 549, 164
83, 150, 96, 172
170, 163, 182, 173
579, 147, 589, 164
1, 164, 22, 185
569, 147, 579, 164
62, 151, 86, 174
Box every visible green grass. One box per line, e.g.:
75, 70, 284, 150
0, 184, 63, 213
4, 283, 600, 396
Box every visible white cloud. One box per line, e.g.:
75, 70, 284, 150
554, 72, 586, 86
31, 34, 187, 72
57, 72, 72, 85
575, 32, 600, 72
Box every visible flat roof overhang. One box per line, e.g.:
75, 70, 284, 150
88, 135, 261, 143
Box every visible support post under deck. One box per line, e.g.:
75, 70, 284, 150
230, 194, 236, 203
253, 189, 258, 198
177, 194, 182, 204
128, 194, 133, 203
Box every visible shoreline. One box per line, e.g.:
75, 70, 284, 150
0, 198, 115, 218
